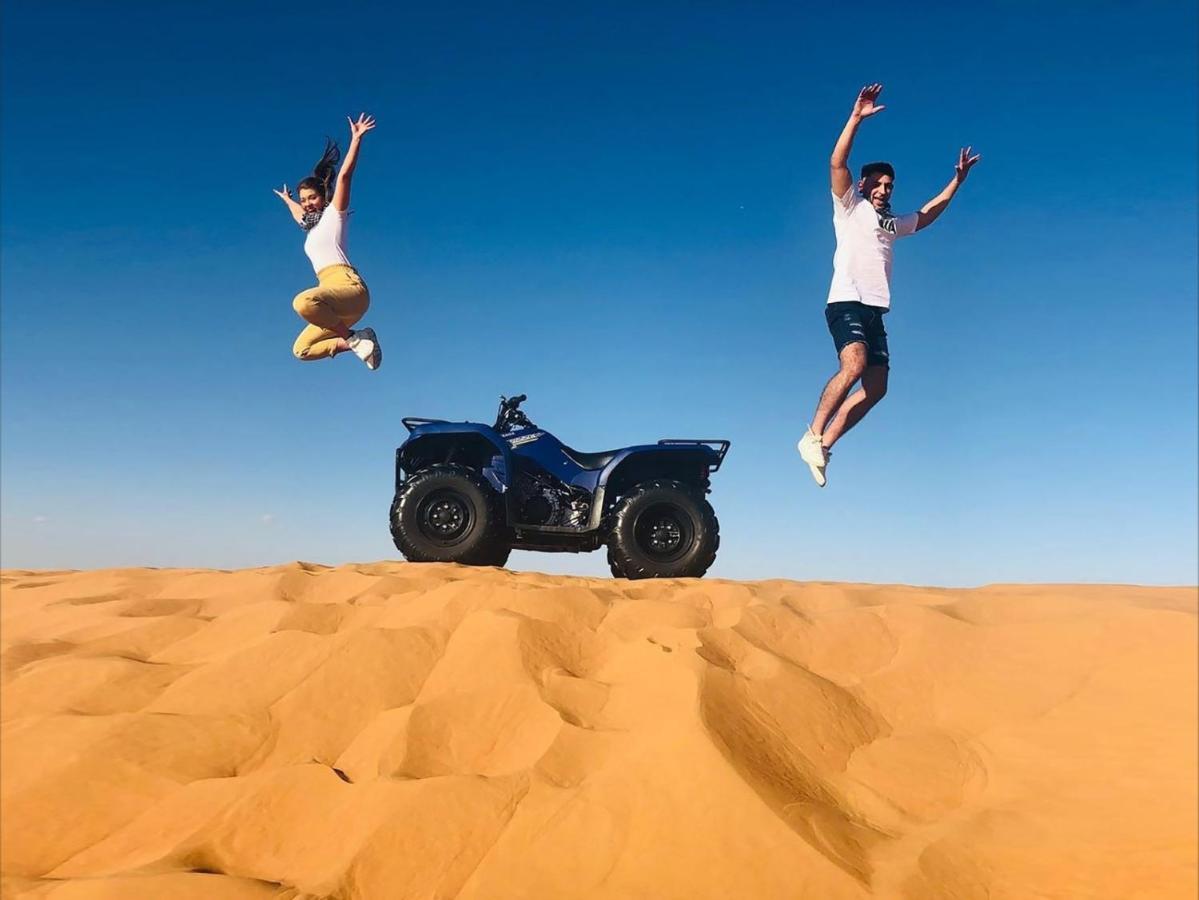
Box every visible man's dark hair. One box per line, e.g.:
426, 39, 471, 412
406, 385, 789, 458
860, 161, 895, 180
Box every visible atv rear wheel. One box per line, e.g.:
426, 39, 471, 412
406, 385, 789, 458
390, 464, 509, 566
606, 479, 719, 579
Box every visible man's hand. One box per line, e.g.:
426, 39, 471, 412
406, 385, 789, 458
954, 146, 981, 182
831, 83, 884, 197
852, 83, 886, 119
916, 148, 981, 231
347, 113, 376, 141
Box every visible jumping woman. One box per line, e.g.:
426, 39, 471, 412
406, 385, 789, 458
273, 113, 382, 369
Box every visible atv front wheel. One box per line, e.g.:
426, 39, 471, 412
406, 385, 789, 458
475, 544, 512, 569
606, 479, 719, 579
606, 548, 628, 579
390, 464, 509, 566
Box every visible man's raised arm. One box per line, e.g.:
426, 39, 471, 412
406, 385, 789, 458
915, 146, 981, 231
831, 83, 886, 199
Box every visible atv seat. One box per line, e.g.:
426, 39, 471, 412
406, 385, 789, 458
561, 446, 621, 470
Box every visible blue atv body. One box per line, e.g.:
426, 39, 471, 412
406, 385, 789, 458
390, 394, 729, 578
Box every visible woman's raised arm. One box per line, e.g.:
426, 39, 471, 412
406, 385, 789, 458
331, 113, 376, 212
273, 183, 305, 224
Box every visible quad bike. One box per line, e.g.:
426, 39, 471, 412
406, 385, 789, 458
389, 394, 729, 579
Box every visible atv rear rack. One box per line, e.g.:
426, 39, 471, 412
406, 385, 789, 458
657, 439, 731, 471
402, 417, 448, 432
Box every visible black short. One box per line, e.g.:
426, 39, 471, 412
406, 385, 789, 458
825, 301, 890, 368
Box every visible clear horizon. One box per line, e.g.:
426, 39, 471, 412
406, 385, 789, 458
2, 1, 1196, 586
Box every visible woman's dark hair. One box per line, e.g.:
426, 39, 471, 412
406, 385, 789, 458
297, 138, 341, 200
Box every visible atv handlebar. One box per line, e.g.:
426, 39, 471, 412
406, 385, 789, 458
495, 393, 534, 432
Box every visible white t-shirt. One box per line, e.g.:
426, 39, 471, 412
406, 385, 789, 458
826, 186, 919, 310
303, 206, 351, 274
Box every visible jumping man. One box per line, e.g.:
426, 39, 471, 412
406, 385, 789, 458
798, 83, 980, 486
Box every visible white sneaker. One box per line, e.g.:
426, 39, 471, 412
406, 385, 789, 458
797, 426, 830, 487
347, 327, 382, 370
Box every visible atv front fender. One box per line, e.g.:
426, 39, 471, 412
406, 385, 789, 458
397, 423, 513, 495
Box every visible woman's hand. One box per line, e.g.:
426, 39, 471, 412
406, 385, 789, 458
274, 183, 304, 224
348, 113, 376, 141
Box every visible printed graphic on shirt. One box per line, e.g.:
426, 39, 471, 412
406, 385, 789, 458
875, 205, 899, 233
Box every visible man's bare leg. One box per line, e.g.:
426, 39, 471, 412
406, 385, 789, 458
811, 343, 868, 437
823, 364, 888, 448
797, 343, 866, 486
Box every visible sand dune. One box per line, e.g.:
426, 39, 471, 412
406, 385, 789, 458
1, 563, 1194, 899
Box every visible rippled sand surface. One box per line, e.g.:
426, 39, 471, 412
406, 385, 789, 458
2, 563, 1194, 899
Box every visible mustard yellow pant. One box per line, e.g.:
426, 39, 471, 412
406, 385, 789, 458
291, 264, 370, 361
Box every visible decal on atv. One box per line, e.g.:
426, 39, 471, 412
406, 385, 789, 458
507, 432, 544, 448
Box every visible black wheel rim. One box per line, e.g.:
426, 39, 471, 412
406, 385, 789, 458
417, 489, 475, 546
633, 503, 695, 563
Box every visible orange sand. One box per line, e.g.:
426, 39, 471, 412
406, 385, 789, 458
1, 563, 1195, 899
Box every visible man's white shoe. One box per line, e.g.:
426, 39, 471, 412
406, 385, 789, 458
797, 427, 830, 487
347, 327, 382, 370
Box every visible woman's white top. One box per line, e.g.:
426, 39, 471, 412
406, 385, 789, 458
303, 206, 351, 273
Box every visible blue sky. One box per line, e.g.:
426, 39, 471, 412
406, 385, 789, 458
2, 0, 1195, 585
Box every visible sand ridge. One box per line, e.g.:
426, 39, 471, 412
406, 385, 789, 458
0, 563, 1195, 899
